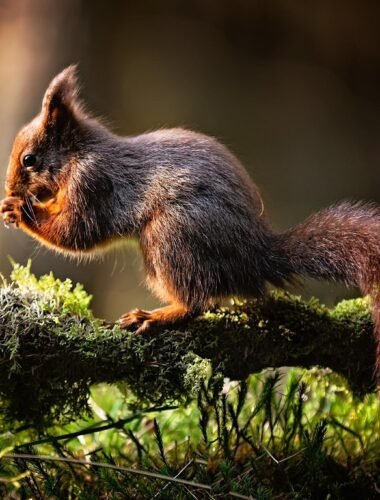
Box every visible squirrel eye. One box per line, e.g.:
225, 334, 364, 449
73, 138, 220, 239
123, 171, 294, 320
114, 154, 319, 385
22, 154, 37, 168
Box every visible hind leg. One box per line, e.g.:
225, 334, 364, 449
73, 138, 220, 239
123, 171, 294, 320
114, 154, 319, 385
123, 212, 212, 334
119, 271, 195, 333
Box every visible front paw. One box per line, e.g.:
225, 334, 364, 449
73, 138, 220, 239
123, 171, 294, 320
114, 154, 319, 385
0, 196, 24, 227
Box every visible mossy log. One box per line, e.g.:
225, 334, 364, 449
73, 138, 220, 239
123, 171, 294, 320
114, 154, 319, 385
0, 263, 377, 426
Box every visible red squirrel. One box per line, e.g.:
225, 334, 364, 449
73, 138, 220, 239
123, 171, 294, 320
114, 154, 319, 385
1, 66, 380, 378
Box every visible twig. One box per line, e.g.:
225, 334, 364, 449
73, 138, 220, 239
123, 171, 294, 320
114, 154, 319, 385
2, 453, 255, 499
15, 405, 178, 449
151, 459, 196, 499
2, 453, 212, 491
259, 441, 306, 464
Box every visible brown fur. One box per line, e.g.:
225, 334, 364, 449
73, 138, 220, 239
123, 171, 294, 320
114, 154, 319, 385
1, 66, 380, 380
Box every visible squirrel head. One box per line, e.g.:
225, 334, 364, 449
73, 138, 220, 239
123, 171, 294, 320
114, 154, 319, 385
5, 65, 86, 202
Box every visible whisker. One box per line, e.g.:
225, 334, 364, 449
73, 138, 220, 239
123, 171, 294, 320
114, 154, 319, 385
30, 243, 42, 260
21, 204, 36, 225
21, 207, 34, 224
28, 191, 42, 205
25, 196, 34, 215
23, 196, 38, 226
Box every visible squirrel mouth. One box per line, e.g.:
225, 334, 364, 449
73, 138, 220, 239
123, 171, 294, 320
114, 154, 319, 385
30, 187, 56, 203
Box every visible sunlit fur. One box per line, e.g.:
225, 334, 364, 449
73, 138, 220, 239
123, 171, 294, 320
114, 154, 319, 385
2, 66, 380, 378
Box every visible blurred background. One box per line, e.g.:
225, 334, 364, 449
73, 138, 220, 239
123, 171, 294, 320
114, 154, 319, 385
0, 0, 379, 320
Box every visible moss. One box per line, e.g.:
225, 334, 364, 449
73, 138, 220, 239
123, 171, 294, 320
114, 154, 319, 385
0, 263, 377, 427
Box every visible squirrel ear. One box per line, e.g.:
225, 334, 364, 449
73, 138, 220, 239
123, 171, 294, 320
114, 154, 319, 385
41, 65, 80, 127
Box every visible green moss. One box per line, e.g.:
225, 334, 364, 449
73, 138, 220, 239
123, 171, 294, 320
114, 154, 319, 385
332, 296, 372, 321
9, 259, 93, 317
0, 262, 377, 428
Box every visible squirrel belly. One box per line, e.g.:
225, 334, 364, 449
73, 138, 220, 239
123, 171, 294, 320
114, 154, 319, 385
1, 65, 380, 380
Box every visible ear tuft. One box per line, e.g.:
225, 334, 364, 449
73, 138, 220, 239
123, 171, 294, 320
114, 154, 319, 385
41, 64, 81, 125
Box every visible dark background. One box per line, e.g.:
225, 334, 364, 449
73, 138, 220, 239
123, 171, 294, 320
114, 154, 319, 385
0, 0, 379, 320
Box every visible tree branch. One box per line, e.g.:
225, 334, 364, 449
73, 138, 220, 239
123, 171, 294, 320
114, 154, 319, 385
0, 264, 376, 426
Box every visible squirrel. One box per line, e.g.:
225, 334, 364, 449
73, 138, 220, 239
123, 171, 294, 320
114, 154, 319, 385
1, 66, 380, 379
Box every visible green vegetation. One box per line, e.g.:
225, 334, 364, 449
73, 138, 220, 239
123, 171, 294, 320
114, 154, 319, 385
0, 263, 379, 498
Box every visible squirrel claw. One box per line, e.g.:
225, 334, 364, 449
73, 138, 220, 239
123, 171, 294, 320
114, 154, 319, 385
119, 304, 191, 333
0, 196, 24, 227
135, 320, 154, 335
119, 308, 152, 332
3, 213, 20, 227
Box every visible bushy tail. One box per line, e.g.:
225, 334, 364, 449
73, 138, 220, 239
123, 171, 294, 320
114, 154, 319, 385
277, 201, 380, 381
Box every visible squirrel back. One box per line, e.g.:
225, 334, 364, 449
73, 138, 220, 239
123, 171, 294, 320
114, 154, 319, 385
2, 66, 380, 380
